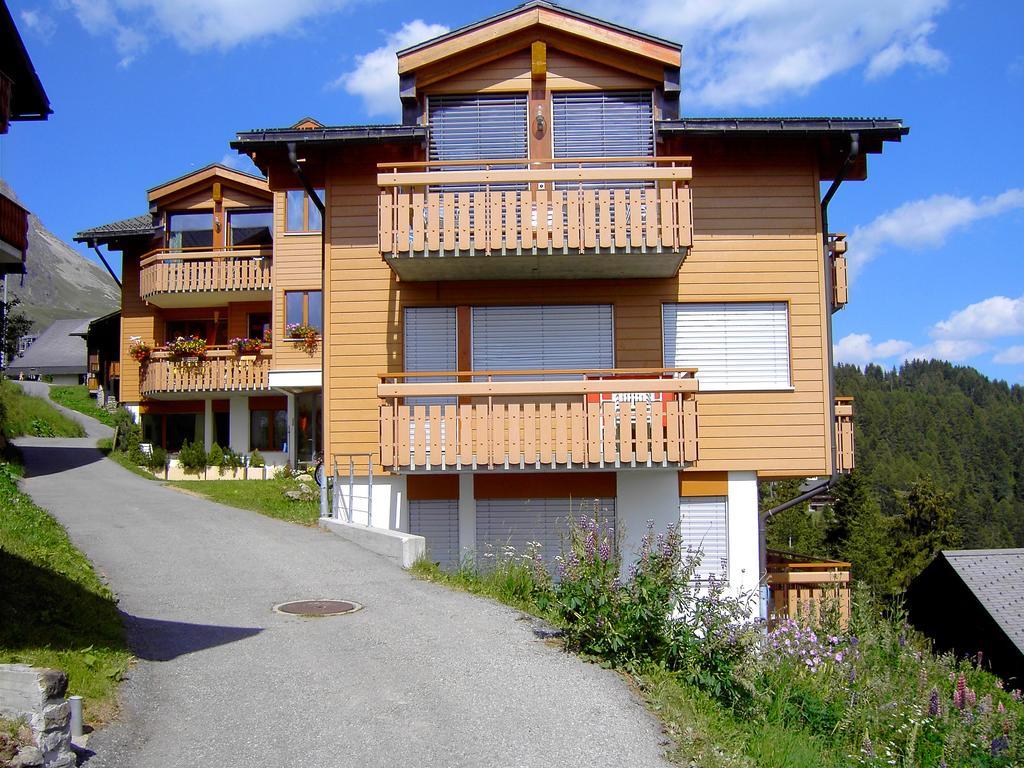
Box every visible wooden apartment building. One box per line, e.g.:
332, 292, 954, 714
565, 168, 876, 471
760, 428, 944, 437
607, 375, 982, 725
86, 1, 906, 612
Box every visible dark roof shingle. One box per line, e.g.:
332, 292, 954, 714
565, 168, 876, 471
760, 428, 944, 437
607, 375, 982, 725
942, 549, 1024, 655
75, 215, 157, 243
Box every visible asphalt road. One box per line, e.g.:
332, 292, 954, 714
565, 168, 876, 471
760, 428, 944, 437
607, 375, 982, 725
13, 383, 669, 768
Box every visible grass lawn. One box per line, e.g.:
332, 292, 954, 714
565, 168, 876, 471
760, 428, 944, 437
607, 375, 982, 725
164, 477, 321, 525
0, 462, 131, 725
49, 385, 117, 427
0, 380, 84, 438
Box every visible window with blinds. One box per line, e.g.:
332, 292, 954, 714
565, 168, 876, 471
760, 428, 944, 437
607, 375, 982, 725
427, 94, 528, 162
410, 499, 460, 570
404, 307, 457, 406
471, 305, 615, 377
662, 302, 792, 391
679, 496, 729, 581
552, 91, 654, 159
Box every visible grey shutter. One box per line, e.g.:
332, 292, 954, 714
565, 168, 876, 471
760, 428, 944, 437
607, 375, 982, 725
662, 302, 791, 390
409, 499, 459, 570
471, 305, 614, 376
552, 91, 654, 159
679, 496, 729, 581
476, 497, 615, 568
428, 94, 528, 162
404, 307, 457, 408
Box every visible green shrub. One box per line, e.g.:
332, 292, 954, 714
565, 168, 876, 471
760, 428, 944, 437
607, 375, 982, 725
248, 450, 265, 468
146, 446, 167, 472
219, 447, 242, 476
29, 418, 55, 437
177, 440, 207, 475
207, 443, 224, 470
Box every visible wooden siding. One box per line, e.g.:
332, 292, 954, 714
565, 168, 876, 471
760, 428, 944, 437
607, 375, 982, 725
324, 146, 835, 479
271, 191, 322, 371
119, 241, 159, 404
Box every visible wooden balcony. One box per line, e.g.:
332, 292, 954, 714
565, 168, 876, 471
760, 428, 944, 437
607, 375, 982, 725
835, 396, 855, 473
377, 157, 693, 281
140, 348, 272, 397
378, 368, 698, 472
0, 191, 29, 275
139, 246, 272, 307
766, 550, 852, 628
829, 233, 848, 311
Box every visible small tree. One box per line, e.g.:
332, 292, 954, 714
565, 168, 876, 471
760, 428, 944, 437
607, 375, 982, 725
0, 296, 33, 371
177, 439, 208, 476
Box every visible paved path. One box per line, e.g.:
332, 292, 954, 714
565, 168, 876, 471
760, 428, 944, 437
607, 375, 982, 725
13, 384, 669, 768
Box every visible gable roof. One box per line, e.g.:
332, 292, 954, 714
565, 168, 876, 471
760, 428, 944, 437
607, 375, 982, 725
75, 214, 158, 245
147, 163, 270, 204
397, 1, 680, 75
941, 549, 1024, 656
7, 318, 91, 374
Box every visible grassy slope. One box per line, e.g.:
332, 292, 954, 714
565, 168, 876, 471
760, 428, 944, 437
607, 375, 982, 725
164, 477, 321, 525
0, 464, 131, 724
49, 385, 117, 427
0, 381, 84, 438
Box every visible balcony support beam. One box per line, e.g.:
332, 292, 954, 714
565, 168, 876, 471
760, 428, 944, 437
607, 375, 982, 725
203, 398, 214, 452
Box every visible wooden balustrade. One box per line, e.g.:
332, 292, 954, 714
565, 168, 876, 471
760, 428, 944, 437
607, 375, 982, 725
377, 157, 693, 280
766, 552, 852, 628
138, 247, 272, 304
140, 348, 272, 396
835, 396, 855, 473
378, 368, 698, 471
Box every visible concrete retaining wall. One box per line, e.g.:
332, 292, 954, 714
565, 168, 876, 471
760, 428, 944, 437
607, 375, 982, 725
319, 518, 425, 568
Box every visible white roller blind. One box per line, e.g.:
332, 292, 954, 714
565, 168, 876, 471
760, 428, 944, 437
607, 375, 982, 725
552, 91, 654, 158
476, 497, 616, 567
428, 94, 528, 162
471, 305, 614, 376
679, 496, 729, 581
662, 302, 791, 390
409, 499, 460, 570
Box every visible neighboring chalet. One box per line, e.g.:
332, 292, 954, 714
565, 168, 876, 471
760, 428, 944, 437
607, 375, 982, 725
0, 0, 52, 276
908, 549, 1024, 685
78, 310, 121, 403
7, 317, 89, 385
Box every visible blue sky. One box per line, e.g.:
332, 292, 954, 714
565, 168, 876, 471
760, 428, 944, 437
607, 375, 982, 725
1, 0, 1022, 382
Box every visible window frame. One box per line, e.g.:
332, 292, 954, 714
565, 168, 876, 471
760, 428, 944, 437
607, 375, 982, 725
166, 210, 215, 251
226, 207, 273, 249
249, 408, 287, 452
283, 189, 324, 234
283, 290, 323, 336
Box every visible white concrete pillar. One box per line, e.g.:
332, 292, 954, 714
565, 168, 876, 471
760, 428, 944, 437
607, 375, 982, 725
727, 470, 761, 615
458, 473, 476, 557
285, 392, 297, 469
203, 399, 214, 452
615, 469, 679, 576
229, 396, 249, 454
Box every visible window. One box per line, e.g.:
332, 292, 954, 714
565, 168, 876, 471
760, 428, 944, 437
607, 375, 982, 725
250, 409, 287, 452
662, 302, 791, 391
284, 189, 324, 232
284, 290, 322, 333
404, 307, 457, 407
167, 212, 214, 250
679, 496, 728, 581
471, 305, 614, 377
552, 91, 654, 159
247, 312, 271, 342
228, 209, 272, 247
427, 94, 528, 163
165, 318, 227, 346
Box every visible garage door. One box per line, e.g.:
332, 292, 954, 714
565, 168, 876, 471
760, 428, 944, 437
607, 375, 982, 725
679, 496, 729, 581
476, 497, 616, 567
409, 499, 460, 570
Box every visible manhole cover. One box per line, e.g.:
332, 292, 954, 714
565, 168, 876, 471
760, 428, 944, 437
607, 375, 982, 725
273, 599, 362, 617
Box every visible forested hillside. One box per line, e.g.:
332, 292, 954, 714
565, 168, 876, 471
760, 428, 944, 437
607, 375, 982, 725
765, 359, 1024, 593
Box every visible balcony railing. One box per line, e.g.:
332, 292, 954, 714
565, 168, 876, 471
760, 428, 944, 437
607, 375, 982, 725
835, 396, 855, 473
0, 192, 29, 274
378, 368, 698, 472
140, 347, 272, 396
766, 550, 852, 628
139, 246, 272, 306
377, 157, 694, 281
829, 233, 848, 311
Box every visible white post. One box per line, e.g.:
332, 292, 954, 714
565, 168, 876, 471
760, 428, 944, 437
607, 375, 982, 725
229, 396, 249, 454
203, 399, 214, 452
68, 696, 84, 739
285, 391, 297, 469
727, 470, 761, 616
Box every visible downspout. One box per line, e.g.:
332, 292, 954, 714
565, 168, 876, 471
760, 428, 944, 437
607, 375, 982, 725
90, 245, 122, 289
287, 142, 329, 519
756, 133, 859, 615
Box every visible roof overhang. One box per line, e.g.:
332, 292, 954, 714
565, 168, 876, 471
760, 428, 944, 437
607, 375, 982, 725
0, 1, 51, 127
74, 215, 159, 249
146, 163, 270, 206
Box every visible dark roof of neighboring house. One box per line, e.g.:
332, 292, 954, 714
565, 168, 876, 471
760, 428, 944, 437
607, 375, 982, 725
940, 549, 1024, 656
74, 214, 158, 244
7, 318, 91, 374
231, 124, 425, 150
396, 0, 681, 56
0, 0, 51, 122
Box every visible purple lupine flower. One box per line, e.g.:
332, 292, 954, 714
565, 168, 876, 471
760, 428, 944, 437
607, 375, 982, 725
928, 687, 940, 717
991, 736, 1010, 758
898, 632, 907, 648
966, 688, 977, 708
861, 734, 875, 758
963, 709, 975, 725
979, 694, 992, 714
1013, 689, 1023, 702
598, 540, 611, 562
954, 673, 967, 710
997, 701, 1006, 714
848, 665, 857, 685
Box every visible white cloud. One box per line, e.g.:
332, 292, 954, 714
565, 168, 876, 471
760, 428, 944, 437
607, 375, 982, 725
931, 295, 1024, 340
19, 9, 57, 41
834, 333, 913, 365
330, 20, 449, 117
848, 189, 1024, 279
219, 152, 263, 177
63, 0, 353, 64
581, 0, 949, 107
903, 339, 989, 362
994, 346, 1024, 365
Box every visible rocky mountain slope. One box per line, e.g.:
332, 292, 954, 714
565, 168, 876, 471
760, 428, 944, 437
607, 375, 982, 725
1, 180, 120, 333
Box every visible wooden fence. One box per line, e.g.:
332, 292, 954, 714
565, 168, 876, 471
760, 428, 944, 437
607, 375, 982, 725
140, 348, 272, 396
766, 551, 852, 628
139, 246, 272, 300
